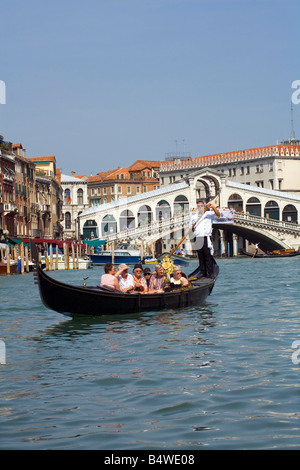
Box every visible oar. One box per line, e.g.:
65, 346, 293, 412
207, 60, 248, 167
169, 211, 205, 258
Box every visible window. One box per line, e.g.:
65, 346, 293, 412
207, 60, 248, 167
118, 186, 122, 194
77, 188, 83, 204
127, 186, 131, 194
240, 167, 244, 175
269, 162, 273, 172
65, 212, 71, 229
64, 188, 71, 204
121, 174, 124, 179
246, 166, 250, 174
136, 186, 140, 193
103, 187, 107, 195
97, 187, 100, 194
111, 186, 114, 194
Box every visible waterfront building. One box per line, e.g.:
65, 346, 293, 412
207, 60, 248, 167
60, 172, 89, 239
86, 160, 161, 209
0, 137, 17, 237
160, 143, 300, 195
12, 143, 35, 238
26, 155, 63, 239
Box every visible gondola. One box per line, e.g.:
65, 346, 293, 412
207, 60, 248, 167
30, 240, 218, 317
241, 249, 300, 258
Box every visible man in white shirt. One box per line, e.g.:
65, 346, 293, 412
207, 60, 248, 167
190, 200, 220, 278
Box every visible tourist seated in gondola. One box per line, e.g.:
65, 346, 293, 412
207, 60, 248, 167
117, 263, 135, 293
133, 264, 148, 292
148, 264, 166, 293
100, 262, 120, 291
169, 268, 189, 289
143, 267, 152, 290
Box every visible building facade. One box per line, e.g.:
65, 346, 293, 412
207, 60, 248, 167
85, 160, 161, 209
0, 137, 17, 237
60, 173, 89, 239
160, 143, 300, 194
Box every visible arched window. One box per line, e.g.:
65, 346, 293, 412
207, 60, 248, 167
246, 197, 261, 216
156, 200, 171, 221
282, 204, 298, 224
174, 195, 189, 216
227, 193, 243, 212
65, 212, 71, 229
119, 210, 135, 230
264, 200, 279, 220
101, 215, 117, 236
77, 188, 83, 205
83, 219, 98, 239
138, 205, 152, 226
64, 188, 71, 204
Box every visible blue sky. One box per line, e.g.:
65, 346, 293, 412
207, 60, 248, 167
1, 0, 299, 175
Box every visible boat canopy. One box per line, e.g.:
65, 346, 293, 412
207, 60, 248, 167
83, 239, 106, 247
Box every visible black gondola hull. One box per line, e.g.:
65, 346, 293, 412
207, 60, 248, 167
30, 240, 217, 317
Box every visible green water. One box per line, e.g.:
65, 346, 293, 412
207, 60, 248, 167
0, 257, 300, 450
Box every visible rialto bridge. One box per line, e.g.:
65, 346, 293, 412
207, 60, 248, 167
79, 168, 300, 255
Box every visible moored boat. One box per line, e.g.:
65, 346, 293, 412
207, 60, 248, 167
0, 260, 19, 274
30, 240, 218, 317
241, 249, 300, 258
89, 247, 141, 265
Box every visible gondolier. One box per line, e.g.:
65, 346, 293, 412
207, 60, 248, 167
190, 200, 220, 279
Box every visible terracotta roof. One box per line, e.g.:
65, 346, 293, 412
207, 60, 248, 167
128, 160, 162, 171
27, 155, 56, 162
193, 144, 300, 164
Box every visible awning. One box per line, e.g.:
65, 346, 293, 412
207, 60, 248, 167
20, 238, 86, 249
83, 239, 106, 247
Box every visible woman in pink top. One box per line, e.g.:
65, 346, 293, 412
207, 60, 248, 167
100, 263, 120, 290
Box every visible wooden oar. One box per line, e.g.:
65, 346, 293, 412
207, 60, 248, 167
169, 211, 205, 258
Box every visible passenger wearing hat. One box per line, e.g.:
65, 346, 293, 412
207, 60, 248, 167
117, 263, 135, 292
133, 264, 148, 292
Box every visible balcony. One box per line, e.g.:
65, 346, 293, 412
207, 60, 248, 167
4, 202, 18, 214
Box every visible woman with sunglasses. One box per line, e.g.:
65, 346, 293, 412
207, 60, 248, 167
133, 264, 148, 292
169, 268, 189, 289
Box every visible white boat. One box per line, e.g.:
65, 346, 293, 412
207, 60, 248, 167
41, 254, 92, 270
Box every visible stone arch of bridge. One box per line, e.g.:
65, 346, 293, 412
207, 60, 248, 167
217, 223, 291, 251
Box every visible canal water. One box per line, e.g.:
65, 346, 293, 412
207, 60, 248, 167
0, 257, 300, 450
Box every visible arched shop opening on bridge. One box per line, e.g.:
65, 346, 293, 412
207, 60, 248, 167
282, 204, 298, 224
83, 219, 99, 239
174, 194, 189, 216
227, 193, 243, 212
246, 197, 261, 216
264, 200, 279, 220
137, 205, 153, 227
156, 200, 171, 220
119, 210, 135, 230
101, 215, 117, 236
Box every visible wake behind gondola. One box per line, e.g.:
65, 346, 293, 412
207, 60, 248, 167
30, 240, 218, 317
